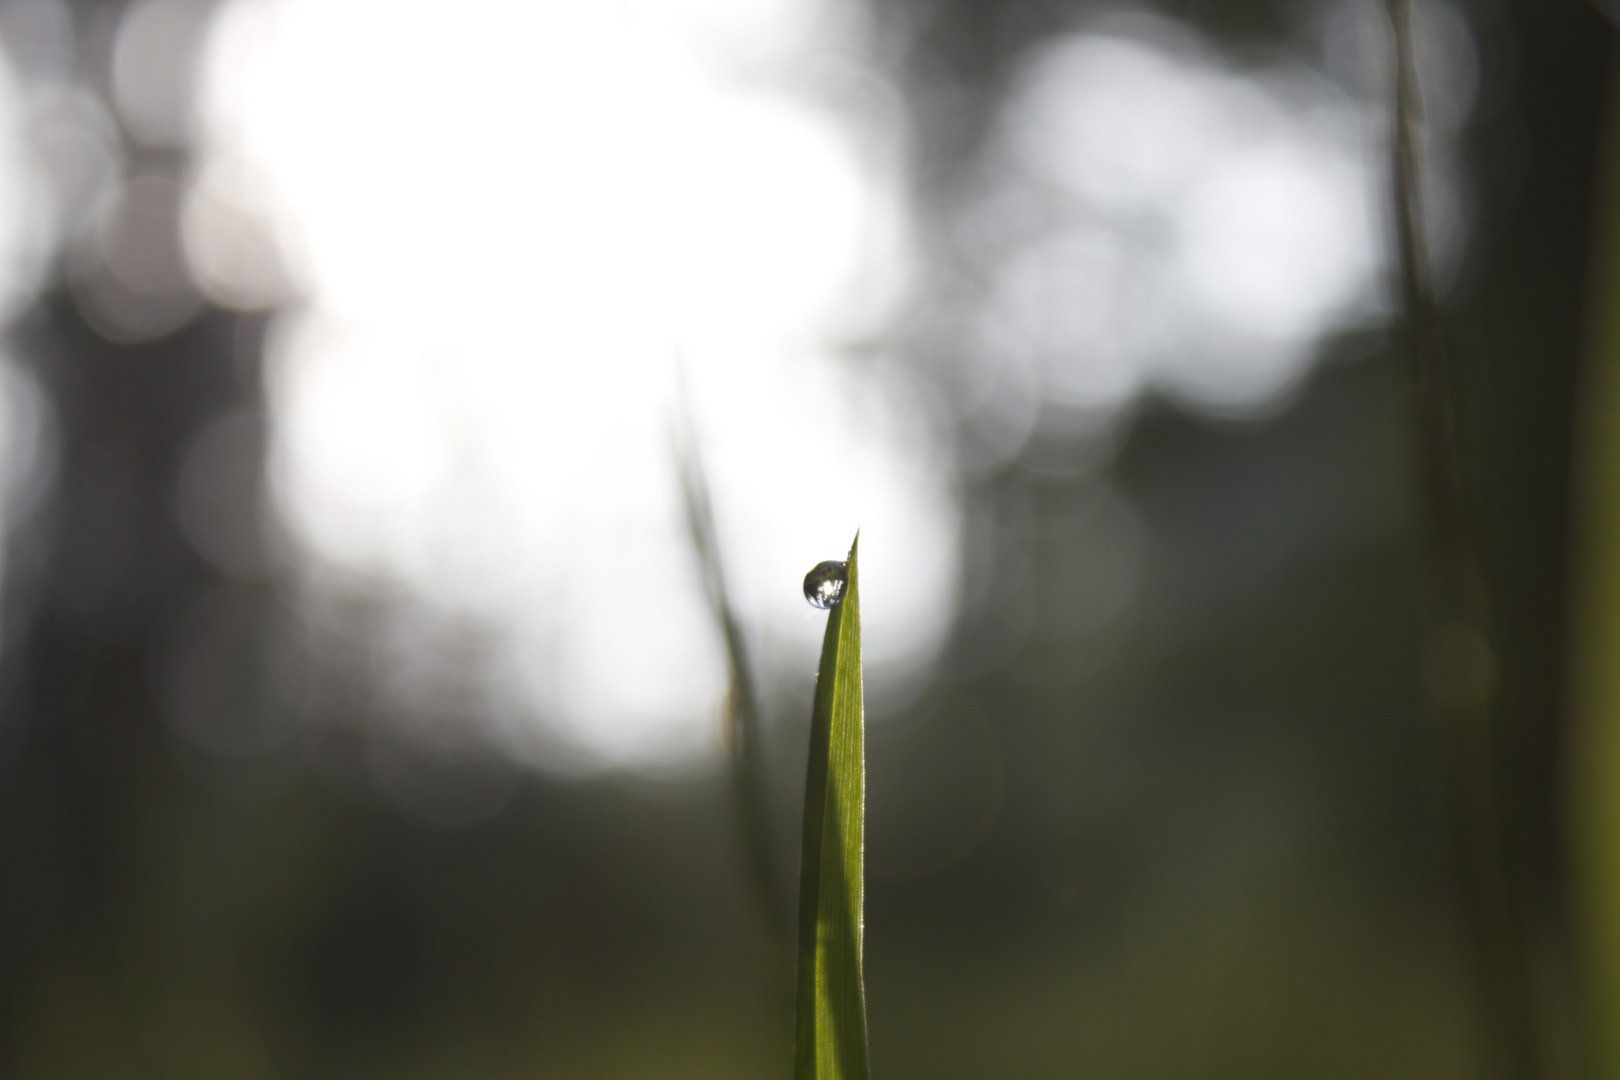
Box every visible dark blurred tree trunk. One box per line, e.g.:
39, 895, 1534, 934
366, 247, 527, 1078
1459, 1, 1613, 1075
0, 288, 258, 1069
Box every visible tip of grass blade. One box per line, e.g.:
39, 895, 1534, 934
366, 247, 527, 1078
794, 534, 868, 1080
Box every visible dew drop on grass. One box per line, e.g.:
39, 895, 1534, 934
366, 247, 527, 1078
803, 560, 848, 610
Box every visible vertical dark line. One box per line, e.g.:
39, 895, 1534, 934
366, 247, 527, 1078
1384, 3, 1542, 1077
672, 392, 790, 966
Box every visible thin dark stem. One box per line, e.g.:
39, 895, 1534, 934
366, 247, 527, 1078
670, 379, 792, 985
1385, 3, 1541, 1077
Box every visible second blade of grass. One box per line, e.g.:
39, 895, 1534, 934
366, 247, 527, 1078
794, 535, 868, 1080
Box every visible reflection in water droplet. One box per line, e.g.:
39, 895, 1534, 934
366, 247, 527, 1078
803, 560, 847, 610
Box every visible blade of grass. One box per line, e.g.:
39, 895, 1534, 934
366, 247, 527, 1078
670, 383, 789, 964
794, 534, 868, 1080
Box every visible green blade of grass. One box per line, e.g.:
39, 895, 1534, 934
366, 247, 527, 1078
794, 534, 868, 1080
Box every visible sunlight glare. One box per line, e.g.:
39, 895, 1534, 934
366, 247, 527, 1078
196, 0, 952, 775
975, 15, 1388, 428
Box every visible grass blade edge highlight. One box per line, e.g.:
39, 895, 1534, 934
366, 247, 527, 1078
794, 535, 868, 1080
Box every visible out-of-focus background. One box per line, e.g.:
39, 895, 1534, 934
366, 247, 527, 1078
0, 0, 1613, 1076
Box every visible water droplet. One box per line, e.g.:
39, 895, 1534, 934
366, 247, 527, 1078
803, 560, 847, 610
